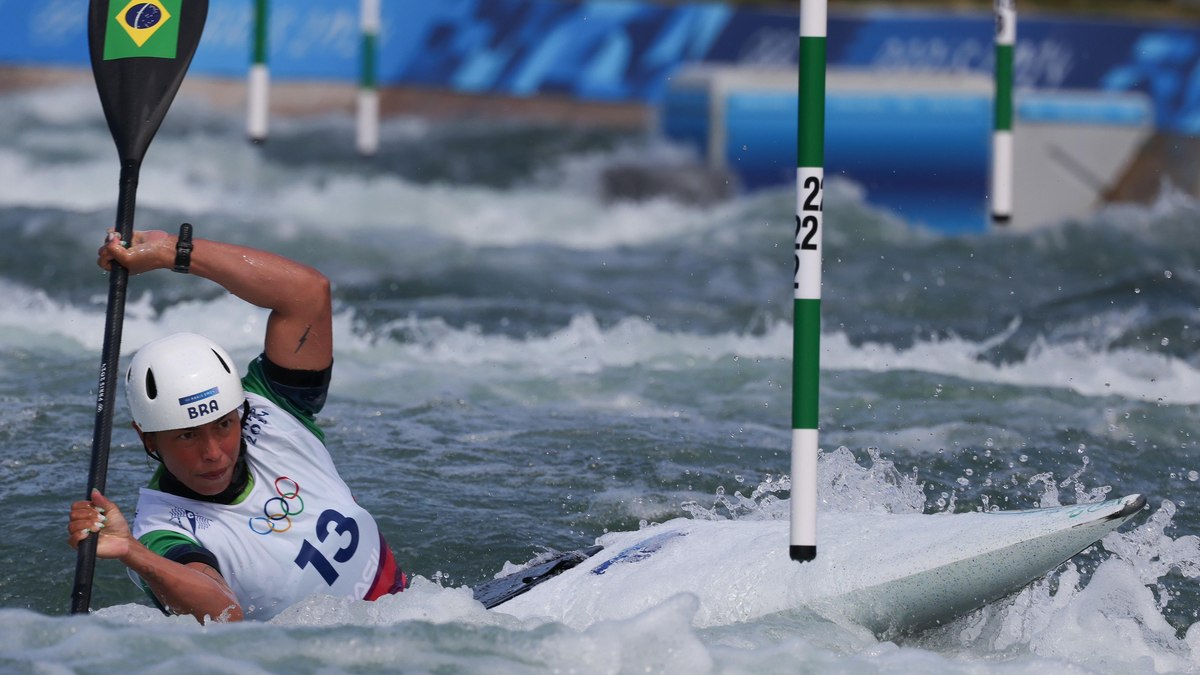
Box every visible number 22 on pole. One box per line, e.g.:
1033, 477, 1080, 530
794, 175, 822, 287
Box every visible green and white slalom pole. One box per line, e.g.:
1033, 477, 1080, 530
791, 0, 825, 563
356, 0, 381, 156
247, 0, 269, 143
991, 0, 1015, 225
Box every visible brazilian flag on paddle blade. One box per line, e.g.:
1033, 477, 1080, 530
103, 0, 181, 60
87, 0, 207, 163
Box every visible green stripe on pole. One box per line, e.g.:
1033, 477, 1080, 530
253, 0, 268, 65
994, 44, 1013, 131
360, 33, 377, 89
797, 37, 826, 167
792, 298, 821, 428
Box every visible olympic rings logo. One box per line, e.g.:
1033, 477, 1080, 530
249, 476, 305, 535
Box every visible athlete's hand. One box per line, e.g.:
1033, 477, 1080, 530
67, 489, 133, 559
97, 229, 172, 275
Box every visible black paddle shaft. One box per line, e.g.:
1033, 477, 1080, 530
70, 161, 139, 615
70, 0, 207, 615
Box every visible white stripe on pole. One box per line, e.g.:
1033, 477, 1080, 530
991, 131, 1013, 221
795, 172, 824, 299
800, 0, 826, 36
996, 0, 1016, 44
791, 428, 818, 548
247, 64, 269, 144
357, 90, 379, 156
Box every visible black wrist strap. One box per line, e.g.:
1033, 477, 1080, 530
173, 222, 193, 274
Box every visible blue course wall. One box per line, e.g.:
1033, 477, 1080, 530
4, 1, 1200, 133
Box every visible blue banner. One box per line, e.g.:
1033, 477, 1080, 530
0, 0, 90, 65
386, 0, 732, 101
3, 1, 1200, 132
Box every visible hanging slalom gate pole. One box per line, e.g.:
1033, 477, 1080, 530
991, 0, 1015, 225
247, 0, 269, 143
357, 0, 380, 156
791, 0, 825, 563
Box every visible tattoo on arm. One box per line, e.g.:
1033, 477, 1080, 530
295, 325, 312, 354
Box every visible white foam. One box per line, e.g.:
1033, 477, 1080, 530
3, 280, 1197, 406
253, 172, 715, 250
0, 97, 719, 250
934, 501, 1200, 672
0, 148, 121, 211
0, 82, 103, 127
820, 329, 1200, 406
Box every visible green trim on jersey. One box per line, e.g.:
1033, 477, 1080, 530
242, 358, 326, 443
135, 530, 220, 611
139, 528, 201, 558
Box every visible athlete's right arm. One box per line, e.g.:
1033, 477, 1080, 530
96, 228, 333, 373
67, 489, 244, 623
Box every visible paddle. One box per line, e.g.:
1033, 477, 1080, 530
70, 0, 208, 615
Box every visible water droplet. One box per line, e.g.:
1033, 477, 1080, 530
1019, 454, 1029, 463
1165, 270, 1173, 279
1189, 471, 1198, 482
1162, 337, 1170, 347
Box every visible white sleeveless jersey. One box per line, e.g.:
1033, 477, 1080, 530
130, 392, 382, 620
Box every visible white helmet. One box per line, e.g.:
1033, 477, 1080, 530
125, 333, 245, 432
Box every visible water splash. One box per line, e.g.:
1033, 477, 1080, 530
682, 446, 927, 522
925, 499, 1200, 672
1028, 455, 1113, 509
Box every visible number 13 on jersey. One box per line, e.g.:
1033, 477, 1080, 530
795, 169, 823, 296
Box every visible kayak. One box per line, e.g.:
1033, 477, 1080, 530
477, 494, 1146, 635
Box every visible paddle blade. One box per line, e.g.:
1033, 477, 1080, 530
87, 0, 209, 163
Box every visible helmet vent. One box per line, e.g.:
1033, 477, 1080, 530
145, 369, 158, 400
211, 348, 232, 374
